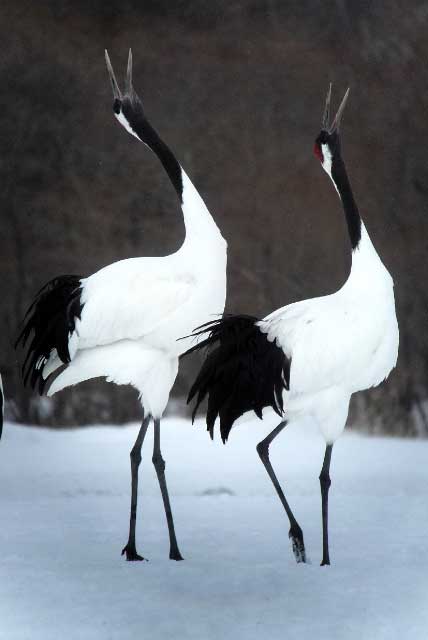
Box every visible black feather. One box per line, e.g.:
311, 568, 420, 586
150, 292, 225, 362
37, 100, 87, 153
15, 275, 84, 394
183, 315, 290, 443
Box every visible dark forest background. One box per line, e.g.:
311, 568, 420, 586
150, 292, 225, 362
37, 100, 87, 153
1, 1, 427, 435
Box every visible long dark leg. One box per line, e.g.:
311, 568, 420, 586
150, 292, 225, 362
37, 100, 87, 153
320, 444, 333, 566
121, 416, 151, 561
152, 419, 184, 561
257, 421, 306, 563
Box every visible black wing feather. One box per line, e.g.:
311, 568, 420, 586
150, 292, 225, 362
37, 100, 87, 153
15, 275, 84, 393
183, 314, 290, 443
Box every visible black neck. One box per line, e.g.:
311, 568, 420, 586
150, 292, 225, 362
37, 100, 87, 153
124, 102, 183, 203
331, 156, 361, 250
140, 119, 183, 202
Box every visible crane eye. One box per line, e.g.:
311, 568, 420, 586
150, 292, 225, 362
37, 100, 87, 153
113, 98, 122, 114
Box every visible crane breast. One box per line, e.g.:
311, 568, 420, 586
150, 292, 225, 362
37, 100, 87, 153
263, 293, 398, 397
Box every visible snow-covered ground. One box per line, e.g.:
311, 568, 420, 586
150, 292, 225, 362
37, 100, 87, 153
0, 415, 427, 639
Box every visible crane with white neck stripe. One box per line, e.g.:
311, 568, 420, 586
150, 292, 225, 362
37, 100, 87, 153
184, 86, 399, 566
16, 50, 227, 562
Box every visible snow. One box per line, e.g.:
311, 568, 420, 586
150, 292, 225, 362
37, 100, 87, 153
1, 414, 428, 639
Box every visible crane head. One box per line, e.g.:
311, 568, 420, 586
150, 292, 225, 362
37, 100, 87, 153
314, 84, 350, 172
105, 49, 147, 143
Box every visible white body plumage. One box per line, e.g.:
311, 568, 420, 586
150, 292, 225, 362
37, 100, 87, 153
261, 223, 398, 443
47, 170, 227, 418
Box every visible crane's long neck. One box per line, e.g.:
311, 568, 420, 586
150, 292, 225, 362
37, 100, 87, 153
323, 145, 386, 284
132, 116, 184, 201
118, 109, 223, 246
328, 153, 362, 250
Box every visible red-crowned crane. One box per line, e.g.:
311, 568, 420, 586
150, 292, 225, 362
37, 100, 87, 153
184, 86, 399, 566
16, 50, 227, 562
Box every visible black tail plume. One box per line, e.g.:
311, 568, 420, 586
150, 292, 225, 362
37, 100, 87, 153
183, 315, 290, 443
15, 275, 83, 394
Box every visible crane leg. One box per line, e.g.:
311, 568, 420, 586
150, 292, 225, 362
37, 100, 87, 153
256, 420, 306, 563
319, 444, 333, 566
152, 419, 184, 560
121, 415, 151, 561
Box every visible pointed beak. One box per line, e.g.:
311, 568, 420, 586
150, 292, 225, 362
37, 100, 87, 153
125, 48, 133, 95
330, 87, 350, 132
322, 83, 332, 130
105, 49, 122, 101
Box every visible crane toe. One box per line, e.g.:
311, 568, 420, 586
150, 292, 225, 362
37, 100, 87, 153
121, 544, 147, 562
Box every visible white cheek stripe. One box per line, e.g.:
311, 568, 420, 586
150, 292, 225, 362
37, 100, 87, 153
116, 112, 143, 142
321, 144, 339, 195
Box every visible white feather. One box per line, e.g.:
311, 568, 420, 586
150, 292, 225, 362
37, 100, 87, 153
48, 341, 178, 418
260, 223, 399, 444
45, 160, 227, 418
115, 112, 142, 142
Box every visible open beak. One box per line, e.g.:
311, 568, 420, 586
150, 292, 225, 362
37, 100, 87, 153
322, 83, 332, 130
105, 49, 122, 101
125, 49, 133, 95
330, 88, 350, 132
322, 84, 350, 133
